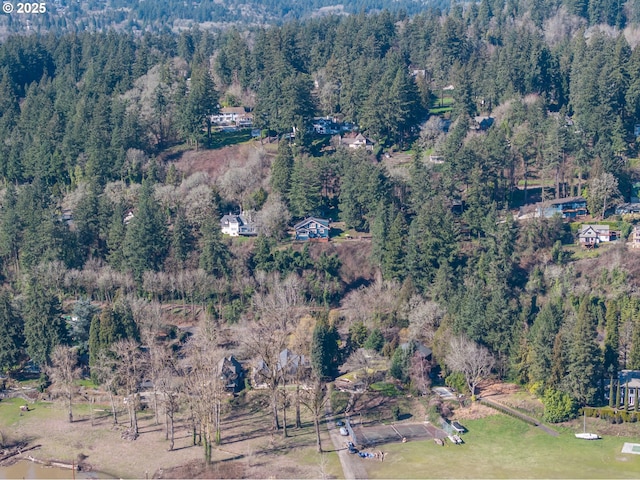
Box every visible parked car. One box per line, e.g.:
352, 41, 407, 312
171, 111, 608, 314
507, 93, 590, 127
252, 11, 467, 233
339, 427, 349, 436
347, 441, 358, 454
336, 420, 345, 427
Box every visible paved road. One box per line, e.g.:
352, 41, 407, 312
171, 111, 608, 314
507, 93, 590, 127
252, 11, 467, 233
325, 406, 368, 479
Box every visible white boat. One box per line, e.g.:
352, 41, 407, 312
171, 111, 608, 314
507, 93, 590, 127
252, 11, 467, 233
575, 412, 601, 440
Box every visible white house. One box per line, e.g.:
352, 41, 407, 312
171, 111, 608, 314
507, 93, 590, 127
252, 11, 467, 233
211, 107, 253, 127
220, 211, 257, 237
340, 133, 373, 150
578, 224, 618, 247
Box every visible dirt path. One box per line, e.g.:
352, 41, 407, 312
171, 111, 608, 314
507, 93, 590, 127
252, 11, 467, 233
479, 397, 559, 436
325, 405, 368, 479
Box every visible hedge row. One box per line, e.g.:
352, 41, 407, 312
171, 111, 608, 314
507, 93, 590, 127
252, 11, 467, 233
581, 407, 640, 423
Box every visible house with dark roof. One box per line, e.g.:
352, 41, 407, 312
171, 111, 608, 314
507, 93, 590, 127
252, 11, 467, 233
293, 217, 330, 241
535, 196, 587, 219
472, 115, 494, 131
251, 349, 312, 388
218, 355, 245, 393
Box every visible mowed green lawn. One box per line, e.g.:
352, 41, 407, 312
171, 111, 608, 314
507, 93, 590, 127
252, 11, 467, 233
364, 414, 640, 478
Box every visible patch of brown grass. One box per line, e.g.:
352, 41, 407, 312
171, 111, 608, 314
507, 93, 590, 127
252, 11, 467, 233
172, 142, 274, 181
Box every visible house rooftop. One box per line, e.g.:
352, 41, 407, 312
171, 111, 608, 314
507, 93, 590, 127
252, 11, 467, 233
544, 196, 586, 206
619, 370, 640, 386
293, 217, 330, 230
580, 224, 610, 233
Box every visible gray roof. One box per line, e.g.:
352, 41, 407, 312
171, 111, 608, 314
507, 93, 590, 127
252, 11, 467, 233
293, 217, 330, 230
580, 224, 609, 235
619, 370, 640, 388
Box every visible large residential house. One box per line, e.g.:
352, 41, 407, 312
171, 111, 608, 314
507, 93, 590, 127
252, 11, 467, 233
339, 133, 374, 150
472, 115, 494, 130
218, 355, 245, 394
293, 217, 330, 241
618, 370, 640, 408
615, 203, 640, 215
535, 196, 587, 219
578, 224, 618, 247
252, 349, 312, 388
210, 107, 253, 127
220, 212, 257, 237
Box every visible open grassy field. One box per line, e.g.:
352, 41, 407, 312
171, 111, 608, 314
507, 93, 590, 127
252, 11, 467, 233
363, 414, 640, 479
0, 392, 343, 479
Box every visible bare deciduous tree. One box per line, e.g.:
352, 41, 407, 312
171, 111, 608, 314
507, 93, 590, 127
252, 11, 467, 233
181, 324, 225, 464
111, 339, 147, 439
341, 279, 401, 329
246, 274, 306, 432
445, 336, 494, 399
588, 172, 620, 219
91, 350, 119, 425
408, 351, 432, 396
255, 193, 291, 239
300, 379, 329, 453
342, 348, 384, 413
47, 345, 81, 423
406, 296, 444, 344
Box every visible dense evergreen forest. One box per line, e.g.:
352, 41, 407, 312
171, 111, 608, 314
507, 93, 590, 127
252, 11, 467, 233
2, 1, 640, 449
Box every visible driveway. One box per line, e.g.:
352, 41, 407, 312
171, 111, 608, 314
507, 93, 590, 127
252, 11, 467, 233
325, 406, 368, 479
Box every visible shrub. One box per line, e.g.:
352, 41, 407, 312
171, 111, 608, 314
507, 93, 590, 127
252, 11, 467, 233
528, 381, 544, 397
542, 389, 577, 423
392, 405, 400, 421
363, 329, 385, 352
445, 371, 467, 394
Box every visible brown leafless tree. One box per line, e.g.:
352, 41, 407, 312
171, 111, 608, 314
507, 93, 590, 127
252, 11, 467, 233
289, 315, 315, 428
47, 345, 82, 423
445, 336, 494, 399
245, 274, 306, 432
406, 296, 444, 345
181, 318, 226, 464
91, 350, 120, 424
111, 339, 148, 439
300, 379, 329, 453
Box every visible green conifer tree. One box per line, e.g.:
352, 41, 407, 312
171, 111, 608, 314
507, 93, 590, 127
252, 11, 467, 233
123, 180, 168, 282
0, 288, 23, 374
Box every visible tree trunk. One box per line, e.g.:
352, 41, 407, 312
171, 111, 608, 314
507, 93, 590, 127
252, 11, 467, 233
314, 416, 323, 453
68, 392, 73, 423
132, 396, 139, 436
109, 392, 118, 425
204, 430, 211, 465
215, 397, 221, 445
165, 402, 169, 441
523, 158, 529, 205
282, 395, 288, 439
295, 384, 302, 429
169, 407, 175, 451
154, 391, 159, 426
272, 388, 280, 431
